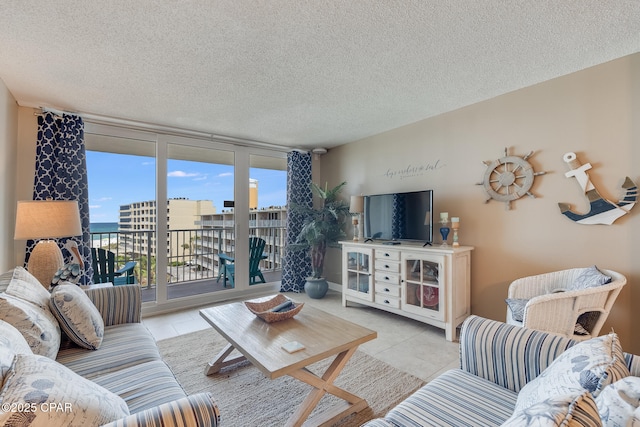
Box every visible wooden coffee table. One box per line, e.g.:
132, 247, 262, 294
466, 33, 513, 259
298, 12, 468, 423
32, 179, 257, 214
199, 296, 377, 427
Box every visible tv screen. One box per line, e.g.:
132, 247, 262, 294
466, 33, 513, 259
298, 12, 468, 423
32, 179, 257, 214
363, 190, 433, 243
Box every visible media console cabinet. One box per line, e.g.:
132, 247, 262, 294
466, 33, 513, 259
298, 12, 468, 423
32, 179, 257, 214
339, 241, 473, 341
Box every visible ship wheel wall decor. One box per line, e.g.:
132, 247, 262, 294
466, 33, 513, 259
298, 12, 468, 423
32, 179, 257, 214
478, 147, 547, 210
558, 151, 637, 225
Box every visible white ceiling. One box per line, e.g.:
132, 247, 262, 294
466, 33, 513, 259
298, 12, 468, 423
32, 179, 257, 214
1, 1, 639, 150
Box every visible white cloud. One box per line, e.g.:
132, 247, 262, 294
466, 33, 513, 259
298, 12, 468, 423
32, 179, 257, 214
168, 170, 200, 178
89, 204, 101, 209
217, 172, 233, 177
94, 197, 112, 202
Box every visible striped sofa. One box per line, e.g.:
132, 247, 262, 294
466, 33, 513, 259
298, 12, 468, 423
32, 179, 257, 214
0, 281, 220, 427
63, 285, 220, 427
363, 315, 640, 427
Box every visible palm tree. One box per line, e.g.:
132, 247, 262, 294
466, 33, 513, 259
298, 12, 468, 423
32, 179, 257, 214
289, 181, 350, 278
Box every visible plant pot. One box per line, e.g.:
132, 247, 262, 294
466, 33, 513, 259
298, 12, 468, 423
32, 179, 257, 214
304, 277, 329, 299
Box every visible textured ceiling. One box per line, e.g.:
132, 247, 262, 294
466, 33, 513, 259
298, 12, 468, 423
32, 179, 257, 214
1, 1, 639, 149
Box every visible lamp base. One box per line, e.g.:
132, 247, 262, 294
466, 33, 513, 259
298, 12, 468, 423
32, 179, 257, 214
28, 240, 64, 289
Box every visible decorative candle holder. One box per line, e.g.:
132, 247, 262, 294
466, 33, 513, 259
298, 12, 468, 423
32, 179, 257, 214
451, 217, 460, 247
439, 219, 450, 246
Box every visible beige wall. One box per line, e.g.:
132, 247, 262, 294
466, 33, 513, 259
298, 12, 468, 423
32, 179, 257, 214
322, 53, 640, 353
2, 54, 638, 351
0, 79, 18, 272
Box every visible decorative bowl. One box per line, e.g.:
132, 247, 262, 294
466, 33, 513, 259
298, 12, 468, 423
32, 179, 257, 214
244, 294, 304, 323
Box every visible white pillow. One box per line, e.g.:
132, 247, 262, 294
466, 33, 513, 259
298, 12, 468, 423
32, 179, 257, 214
514, 333, 630, 412
49, 284, 104, 350
0, 320, 32, 380
501, 391, 601, 426
0, 266, 43, 293
596, 376, 640, 426
0, 294, 60, 359
6, 267, 51, 309
0, 353, 129, 426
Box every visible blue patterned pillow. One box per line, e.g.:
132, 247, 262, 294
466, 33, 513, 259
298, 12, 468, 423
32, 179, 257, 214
514, 333, 630, 413
569, 266, 612, 291
0, 294, 61, 359
595, 377, 640, 426
49, 284, 104, 350
505, 298, 528, 322
0, 320, 32, 380
0, 353, 129, 426
502, 391, 601, 426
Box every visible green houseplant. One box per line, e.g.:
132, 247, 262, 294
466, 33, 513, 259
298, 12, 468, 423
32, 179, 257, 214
289, 181, 351, 298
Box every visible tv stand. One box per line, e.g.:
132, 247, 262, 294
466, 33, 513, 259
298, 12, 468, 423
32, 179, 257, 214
340, 241, 473, 341
422, 241, 432, 247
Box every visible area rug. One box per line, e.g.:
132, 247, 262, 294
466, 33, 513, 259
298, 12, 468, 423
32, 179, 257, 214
157, 328, 425, 427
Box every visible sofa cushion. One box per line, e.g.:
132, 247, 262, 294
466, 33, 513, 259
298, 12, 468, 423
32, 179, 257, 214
502, 391, 601, 426
50, 284, 104, 350
0, 320, 32, 379
0, 353, 129, 427
568, 265, 611, 291
515, 333, 630, 412
596, 376, 640, 426
380, 369, 517, 427
5, 266, 51, 309
56, 323, 162, 379
92, 360, 187, 413
0, 293, 61, 359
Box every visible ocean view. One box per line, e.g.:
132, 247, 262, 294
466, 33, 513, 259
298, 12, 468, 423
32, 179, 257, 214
90, 222, 118, 233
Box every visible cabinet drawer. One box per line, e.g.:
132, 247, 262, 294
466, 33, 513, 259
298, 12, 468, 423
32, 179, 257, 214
375, 271, 400, 285
375, 294, 401, 309
375, 259, 400, 273
376, 250, 400, 261
376, 283, 400, 297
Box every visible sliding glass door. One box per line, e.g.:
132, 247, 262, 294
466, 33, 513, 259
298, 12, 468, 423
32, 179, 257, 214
85, 123, 286, 313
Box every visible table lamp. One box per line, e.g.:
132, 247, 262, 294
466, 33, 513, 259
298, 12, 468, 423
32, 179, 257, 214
14, 200, 82, 288
349, 195, 364, 241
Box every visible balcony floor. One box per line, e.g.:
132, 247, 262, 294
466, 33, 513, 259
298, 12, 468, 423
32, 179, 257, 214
140, 269, 282, 302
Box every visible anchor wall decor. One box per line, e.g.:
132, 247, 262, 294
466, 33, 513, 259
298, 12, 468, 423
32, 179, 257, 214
558, 152, 637, 225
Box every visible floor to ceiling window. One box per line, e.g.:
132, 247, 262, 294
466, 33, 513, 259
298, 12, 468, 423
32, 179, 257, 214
84, 123, 287, 315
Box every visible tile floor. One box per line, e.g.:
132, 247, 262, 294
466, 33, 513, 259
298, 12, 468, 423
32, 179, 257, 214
142, 289, 460, 382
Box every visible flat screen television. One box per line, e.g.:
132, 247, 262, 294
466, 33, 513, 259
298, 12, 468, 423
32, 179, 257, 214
363, 190, 433, 244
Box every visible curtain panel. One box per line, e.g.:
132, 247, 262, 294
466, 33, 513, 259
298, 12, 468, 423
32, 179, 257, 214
280, 151, 312, 292
26, 112, 93, 285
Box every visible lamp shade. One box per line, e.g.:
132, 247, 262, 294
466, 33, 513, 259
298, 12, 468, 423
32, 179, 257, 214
14, 200, 82, 240
349, 195, 364, 214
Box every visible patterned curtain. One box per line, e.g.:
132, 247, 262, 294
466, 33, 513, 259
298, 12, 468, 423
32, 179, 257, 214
26, 112, 93, 285
280, 151, 312, 292
392, 193, 406, 239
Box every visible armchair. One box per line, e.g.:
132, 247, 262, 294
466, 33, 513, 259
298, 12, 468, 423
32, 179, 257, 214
506, 267, 626, 341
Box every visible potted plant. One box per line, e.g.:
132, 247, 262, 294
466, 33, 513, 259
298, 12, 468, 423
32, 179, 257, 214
289, 181, 351, 298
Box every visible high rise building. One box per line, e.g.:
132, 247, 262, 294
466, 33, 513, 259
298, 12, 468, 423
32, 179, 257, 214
119, 199, 216, 258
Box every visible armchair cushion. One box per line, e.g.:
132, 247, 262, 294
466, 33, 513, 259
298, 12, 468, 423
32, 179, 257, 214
50, 284, 104, 350
514, 332, 630, 412
505, 298, 527, 322
568, 265, 611, 291
0, 353, 129, 427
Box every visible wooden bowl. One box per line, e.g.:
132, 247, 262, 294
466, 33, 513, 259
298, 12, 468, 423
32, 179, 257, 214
244, 294, 304, 323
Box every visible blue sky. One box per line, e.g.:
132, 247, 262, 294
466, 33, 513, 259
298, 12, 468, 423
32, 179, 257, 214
86, 151, 287, 223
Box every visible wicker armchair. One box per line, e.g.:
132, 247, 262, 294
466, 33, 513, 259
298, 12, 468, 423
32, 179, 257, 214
505, 267, 626, 341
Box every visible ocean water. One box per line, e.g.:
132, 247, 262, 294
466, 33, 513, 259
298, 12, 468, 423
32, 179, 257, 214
90, 222, 118, 233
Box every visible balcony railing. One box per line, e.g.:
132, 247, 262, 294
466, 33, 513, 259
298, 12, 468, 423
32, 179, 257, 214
89, 226, 285, 289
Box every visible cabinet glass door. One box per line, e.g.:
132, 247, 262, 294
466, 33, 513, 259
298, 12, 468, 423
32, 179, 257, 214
402, 255, 443, 319
344, 249, 373, 301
